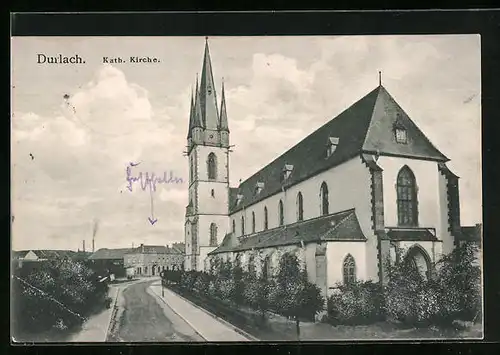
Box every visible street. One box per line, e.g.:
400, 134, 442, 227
108, 280, 204, 342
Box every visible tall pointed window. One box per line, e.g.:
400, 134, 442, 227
397, 166, 418, 226
320, 182, 329, 216
296, 192, 304, 221
241, 216, 245, 236
264, 207, 268, 230
343, 254, 356, 285
207, 153, 217, 180
252, 211, 256, 234
232, 219, 236, 234
278, 200, 284, 226
209, 223, 218, 246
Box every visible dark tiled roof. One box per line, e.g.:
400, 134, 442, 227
209, 208, 366, 255
459, 225, 482, 243
12, 250, 77, 259
229, 86, 448, 214
385, 228, 438, 242
128, 245, 183, 254
88, 248, 133, 260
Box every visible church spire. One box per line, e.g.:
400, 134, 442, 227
192, 74, 203, 131
219, 78, 229, 132
187, 86, 195, 138
199, 37, 219, 130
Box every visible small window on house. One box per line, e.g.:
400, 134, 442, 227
236, 194, 243, 205
241, 216, 245, 236
232, 219, 236, 233
343, 254, 356, 285
264, 207, 268, 230
207, 153, 217, 180
395, 128, 407, 144
209, 223, 218, 246
320, 182, 329, 216
211, 189, 215, 197
281, 164, 294, 182
296, 192, 304, 221
326, 137, 339, 158
255, 182, 264, 195
278, 200, 284, 226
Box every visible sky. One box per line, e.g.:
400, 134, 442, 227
11, 35, 481, 251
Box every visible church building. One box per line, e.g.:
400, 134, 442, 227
184, 39, 470, 298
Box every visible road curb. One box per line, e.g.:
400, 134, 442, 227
151, 282, 259, 341
104, 287, 121, 341
147, 284, 207, 341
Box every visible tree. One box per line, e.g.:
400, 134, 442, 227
435, 242, 481, 322
274, 253, 324, 339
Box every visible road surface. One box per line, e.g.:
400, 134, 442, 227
108, 280, 204, 342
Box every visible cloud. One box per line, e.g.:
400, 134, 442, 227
12, 64, 189, 250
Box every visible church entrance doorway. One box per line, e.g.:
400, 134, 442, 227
406, 245, 432, 280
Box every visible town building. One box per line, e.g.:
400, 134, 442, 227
88, 248, 132, 278
124, 244, 184, 277
184, 39, 481, 298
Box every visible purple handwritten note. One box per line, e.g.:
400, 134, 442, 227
126, 162, 183, 192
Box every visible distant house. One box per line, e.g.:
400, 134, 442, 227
88, 248, 133, 278
124, 244, 184, 277
11, 249, 76, 269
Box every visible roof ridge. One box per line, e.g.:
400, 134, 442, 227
234, 88, 381, 189
360, 86, 384, 150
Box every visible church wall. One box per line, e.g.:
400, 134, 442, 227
376, 157, 449, 249
196, 145, 229, 183
325, 241, 367, 290
197, 214, 230, 248
438, 171, 456, 256
229, 158, 376, 278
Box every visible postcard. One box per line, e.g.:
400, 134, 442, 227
11, 34, 483, 343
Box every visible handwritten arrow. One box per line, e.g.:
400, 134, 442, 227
148, 180, 158, 225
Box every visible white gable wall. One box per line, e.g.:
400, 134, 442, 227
376, 156, 452, 258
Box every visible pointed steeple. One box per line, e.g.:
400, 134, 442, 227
199, 37, 219, 130
219, 78, 229, 132
187, 86, 195, 138
193, 74, 203, 129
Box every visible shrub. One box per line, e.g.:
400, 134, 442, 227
12, 258, 109, 336
244, 273, 271, 319
435, 242, 481, 322
327, 280, 384, 325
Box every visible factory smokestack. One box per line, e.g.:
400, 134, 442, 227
83, 240, 86, 252
92, 218, 100, 253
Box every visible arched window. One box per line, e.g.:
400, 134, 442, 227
278, 200, 284, 226
296, 192, 304, 221
209, 223, 218, 246
264, 207, 268, 230
343, 254, 356, 285
263, 255, 272, 279
207, 153, 217, 180
248, 254, 256, 275
397, 166, 418, 226
241, 215, 245, 236
211, 189, 215, 197
320, 182, 329, 216
252, 211, 256, 234
232, 219, 236, 234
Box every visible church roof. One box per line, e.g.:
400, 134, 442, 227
384, 227, 439, 242
209, 208, 366, 255
229, 85, 448, 214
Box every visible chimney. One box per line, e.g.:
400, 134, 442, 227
141, 243, 144, 253
92, 238, 95, 253
83, 240, 86, 252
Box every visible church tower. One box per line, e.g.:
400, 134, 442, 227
185, 38, 230, 271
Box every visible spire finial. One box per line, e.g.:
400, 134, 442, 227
378, 71, 382, 86
205, 36, 209, 43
